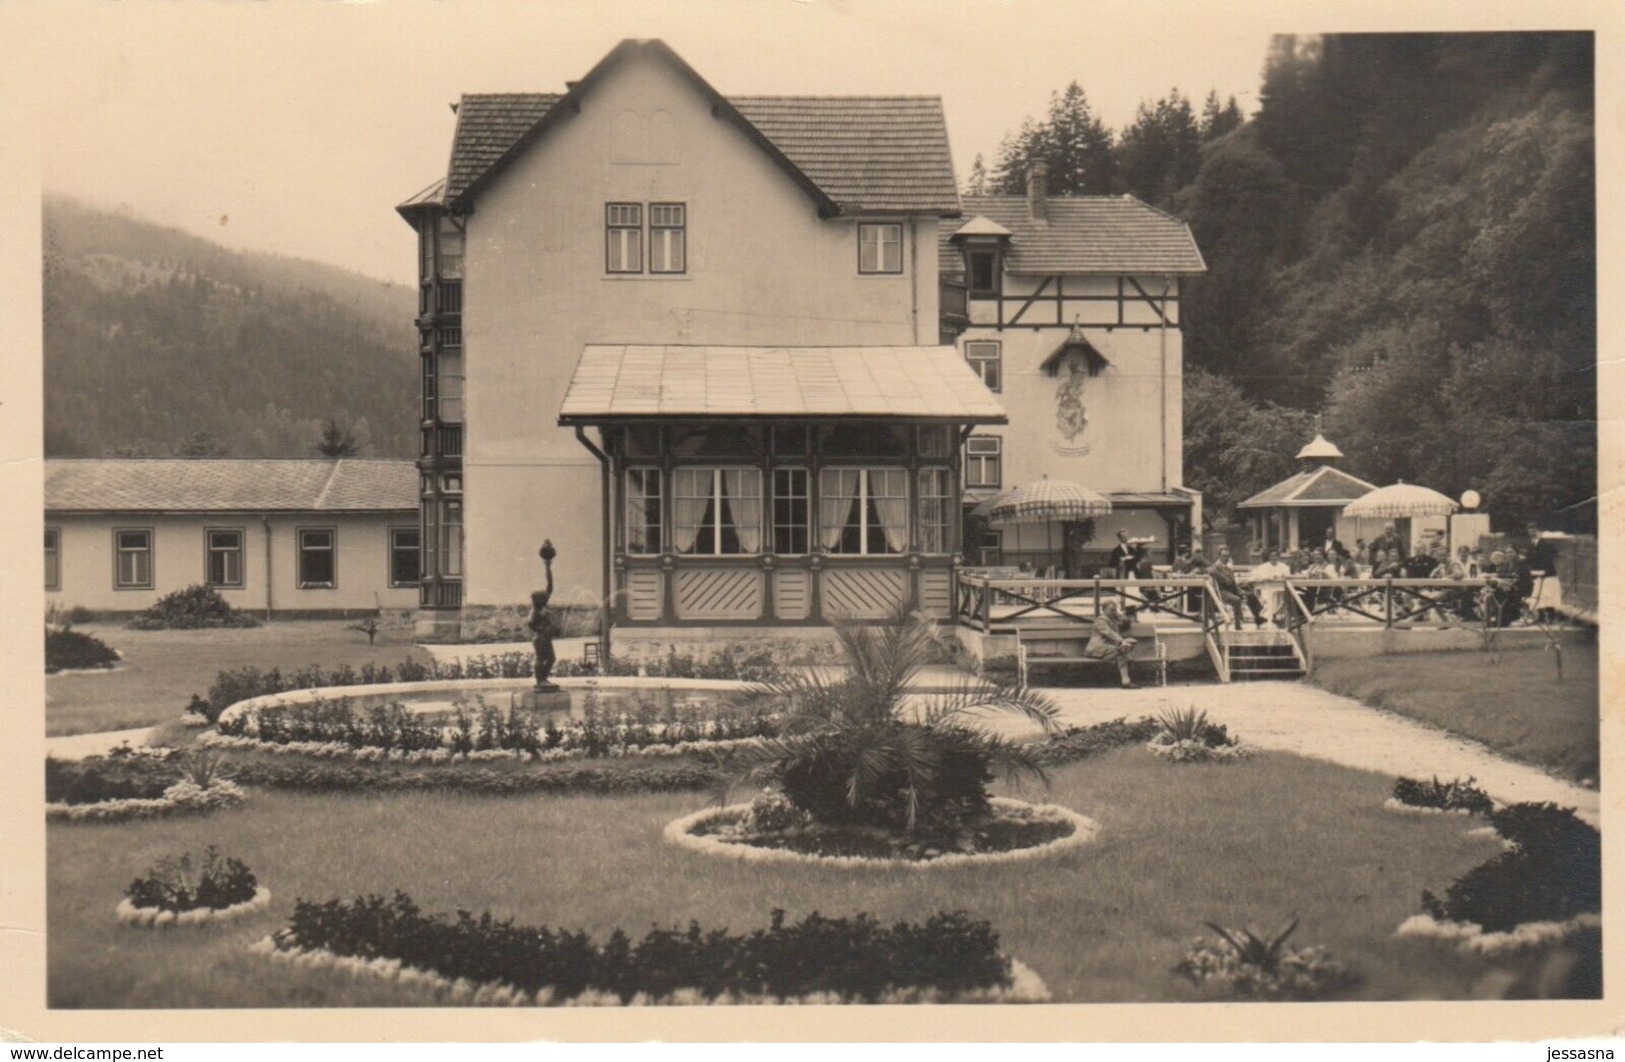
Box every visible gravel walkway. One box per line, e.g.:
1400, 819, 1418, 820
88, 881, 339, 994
45, 726, 156, 761
985, 682, 1599, 825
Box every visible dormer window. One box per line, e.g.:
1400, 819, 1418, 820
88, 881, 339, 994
858, 223, 903, 274
967, 249, 1001, 297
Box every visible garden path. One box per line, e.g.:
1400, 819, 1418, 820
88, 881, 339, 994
45, 726, 154, 761
980, 683, 1600, 826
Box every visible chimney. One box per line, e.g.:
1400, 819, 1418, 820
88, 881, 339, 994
1027, 162, 1048, 222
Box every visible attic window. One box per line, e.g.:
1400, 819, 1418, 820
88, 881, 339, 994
967, 249, 1000, 297
858, 223, 902, 274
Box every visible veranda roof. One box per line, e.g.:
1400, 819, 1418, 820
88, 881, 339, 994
558, 345, 1007, 423
1237, 464, 1377, 509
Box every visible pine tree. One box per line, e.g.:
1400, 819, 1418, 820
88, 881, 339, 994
965, 153, 990, 196
316, 419, 361, 458
991, 84, 1115, 196
1115, 89, 1202, 206
1199, 90, 1244, 141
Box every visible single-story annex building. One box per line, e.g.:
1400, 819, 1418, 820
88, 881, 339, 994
44, 459, 420, 617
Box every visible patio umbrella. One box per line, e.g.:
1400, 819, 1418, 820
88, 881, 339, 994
1342, 480, 1458, 519
985, 477, 1113, 525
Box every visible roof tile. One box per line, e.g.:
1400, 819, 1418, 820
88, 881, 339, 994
939, 195, 1205, 275
46, 460, 419, 513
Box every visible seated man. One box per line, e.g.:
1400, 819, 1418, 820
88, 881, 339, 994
1302, 548, 1330, 610
1210, 547, 1265, 630
1248, 548, 1293, 625
1085, 599, 1141, 689
1482, 550, 1522, 628
1371, 548, 1403, 579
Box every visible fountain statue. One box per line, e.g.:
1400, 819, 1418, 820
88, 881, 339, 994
528, 540, 560, 692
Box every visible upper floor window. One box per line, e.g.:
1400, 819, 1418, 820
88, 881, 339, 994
44, 527, 60, 591
968, 249, 1000, 296
858, 223, 903, 274
114, 528, 153, 590
965, 340, 1002, 392
965, 435, 1002, 489
606, 203, 644, 273
649, 203, 686, 274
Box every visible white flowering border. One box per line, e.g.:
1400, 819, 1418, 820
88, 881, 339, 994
1146, 737, 1251, 763
1382, 797, 1482, 817
46, 780, 246, 823
1395, 912, 1601, 955
117, 887, 271, 928
664, 796, 1098, 870
195, 729, 768, 765
248, 936, 1049, 1005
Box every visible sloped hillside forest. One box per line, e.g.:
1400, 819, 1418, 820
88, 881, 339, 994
43, 198, 418, 459
978, 32, 1594, 528
42, 33, 1592, 530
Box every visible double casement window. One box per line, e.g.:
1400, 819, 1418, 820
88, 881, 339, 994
858, 223, 903, 274
965, 435, 1002, 489
206, 529, 245, 589
389, 527, 420, 588
114, 529, 153, 590
673, 468, 762, 556
965, 340, 1002, 392
820, 468, 908, 555
606, 202, 687, 274
297, 529, 336, 589
45, 528, 60, 591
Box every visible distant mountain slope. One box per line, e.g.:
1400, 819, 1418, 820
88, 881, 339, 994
43, 198, 419, 458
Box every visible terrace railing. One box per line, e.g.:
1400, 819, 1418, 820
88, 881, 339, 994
953, 574, 1210, 633
1200, 579, 1230, 683
1280, 577, 1489, 629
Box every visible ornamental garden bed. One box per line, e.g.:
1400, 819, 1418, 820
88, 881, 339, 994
49, 750, 1572, 1007
45, 749, 245, 822
668, 795, 1095, 868
118, 846, 270, 928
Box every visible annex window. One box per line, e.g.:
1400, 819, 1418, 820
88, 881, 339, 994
965, 340, 1002, 392
965, 435, 1002, 489
439, 499, 464, 577
389, 527, 420, 588
606, 203, 644, 273
858, 223, 903, 274
44, 527, 60, 591
968, 249, 1000, 296
772, 468, 810, 555
626, 468, 664, 555
649, 203, 686, 274
673, 467, 762, 556
114, 529, 153, 590
297, 528, 336, 589
206, 528, 245, 589
918, 469, 952, 554
820, 468, 908, 555
436, 217, 464, 280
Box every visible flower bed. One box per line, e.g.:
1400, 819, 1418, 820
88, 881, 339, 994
665, 796, 1097, 869
1032, 716, 1161, 765
120, 845, 268, 927
1174, 919, 1358, 1000
221, 757, 717, 795
47, 779, 245, 822
253, 893, 1047, 1005
1395, 912, 1601, 955
120, 887, 271, 928
209, 694, 780, 763
1145, 706, 1249, 763
1387, 775, 1494, 816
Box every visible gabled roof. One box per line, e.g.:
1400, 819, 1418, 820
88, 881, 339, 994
45, 460, 419, 513
952, 215, 1012, 238
406, 40, 959, 219
938, 195, 1206, 275
559, 345, 1006, 423
1237, 465, 1377, 509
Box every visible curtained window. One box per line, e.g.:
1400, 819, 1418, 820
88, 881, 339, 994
673, 467, 762, 555
918, 469, 952, 554
821, 468, 907, 555
625, 468, 663, 554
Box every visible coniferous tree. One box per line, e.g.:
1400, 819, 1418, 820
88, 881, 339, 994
964, 154, 990, 196
316, 419, 361, 458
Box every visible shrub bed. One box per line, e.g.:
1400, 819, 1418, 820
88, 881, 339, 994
129, 584, 260, 630
119, 846, 270, 927
1147, 707, 1249, 763
46, 748, 246, 822
1413, 802, 1601, 937
257, 893, 1042, 1004
211, 695, 780, 762
668, 795, 1098, 869
1174, 918, 1358, 1001
45, 627, 120, 674
1386, 775, 1494, 816
221, 757, 718, 795
1033, 717, 1160, 764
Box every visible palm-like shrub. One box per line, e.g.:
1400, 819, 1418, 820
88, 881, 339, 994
729, 607, 1059, 834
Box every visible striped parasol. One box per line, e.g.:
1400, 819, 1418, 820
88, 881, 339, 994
983, 477, 1114, 525
1342, 480, 1458, 519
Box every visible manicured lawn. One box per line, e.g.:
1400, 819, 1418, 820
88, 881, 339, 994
48, 747, 1546, 1007
45, 620, 433, 738
1311, 641, 1599, 785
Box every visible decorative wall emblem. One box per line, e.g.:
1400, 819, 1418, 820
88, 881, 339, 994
1053, 353, 1091, 456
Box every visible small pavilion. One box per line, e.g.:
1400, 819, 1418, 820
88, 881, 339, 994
1236, 431, 1377, 554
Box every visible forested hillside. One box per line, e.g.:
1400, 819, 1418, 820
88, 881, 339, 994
978, 33, 1594, 529
43, 198, 419, 458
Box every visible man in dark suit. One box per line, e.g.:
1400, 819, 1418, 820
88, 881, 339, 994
1108, 530, 1142, 579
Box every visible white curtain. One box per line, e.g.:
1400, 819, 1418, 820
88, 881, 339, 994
722, 469, 762, 554
872, 470, 909, 554
820, 469, 859, 551
672, 468, 710, 555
